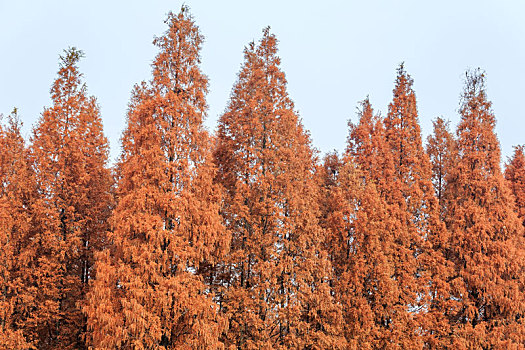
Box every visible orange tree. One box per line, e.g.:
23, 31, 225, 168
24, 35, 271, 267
346, 71, 454, 347
0, 110, 35, 349
505, 145, 525, 226
85, 7, 226, 349
26, 48, 113, 349
214, 28, 344, 349
318, 150, 400, 348
445, 69, 525, 347
426, 117, 457, 220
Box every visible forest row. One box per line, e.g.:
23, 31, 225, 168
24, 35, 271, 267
1, 6, 525, 350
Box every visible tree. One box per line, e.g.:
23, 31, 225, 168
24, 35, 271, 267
445, 69, 525, 347
214, 27, 344, 349
383, 66, 455, 347
318, 151, 401, 348
505, 145, 525, 226
426, 117, 457, 220
346, 97, 393, 189
27, 47, 113, 349
85, 7, 227, 349
346, 69, 453, 347
0, 110, 34, 349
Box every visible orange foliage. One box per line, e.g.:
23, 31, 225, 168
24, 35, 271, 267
426, 117, 457, 220
14, 47, 113, 349
506, 145, 525, 226
214, 28, 344, 349
0, 110, 35, 349
85, 7, 227, 349
1, 9, 525, 350
344, 67, 454, 348
319, 152, 400, 348
445, 69, 525, 347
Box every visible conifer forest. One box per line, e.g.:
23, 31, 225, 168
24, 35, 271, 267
2, 6, 525, 350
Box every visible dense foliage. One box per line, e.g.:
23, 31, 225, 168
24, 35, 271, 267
1, 6, 524, 349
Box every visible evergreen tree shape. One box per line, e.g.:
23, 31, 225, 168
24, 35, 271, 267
346, 97, 393, 188
445, 69, 525, 347
0, 110, 34, 349
383, 64, 439, 231
505, 145, 525, 226
85, 7, 227, 349
348, 78, 453, 347
318, 151, 401, 348
27, 47, 113, 349
214, 28, 344, 349
384, 66, 456, 347
426, 117, 457, 220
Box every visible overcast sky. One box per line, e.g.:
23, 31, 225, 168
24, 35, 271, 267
1, 0, 524, 163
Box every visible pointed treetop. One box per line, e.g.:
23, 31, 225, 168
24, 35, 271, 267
461, 67, 487, 100
0, 107, 21, 128
250, 26, 280, 66
151, 5, 208, 104
459, 68, 493, 124
393, 62, 414, 96
59, 47, 84, 69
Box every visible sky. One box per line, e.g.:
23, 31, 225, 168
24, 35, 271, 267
1, 0, 524, 163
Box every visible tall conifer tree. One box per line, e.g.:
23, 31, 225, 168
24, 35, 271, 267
319, 151, 400, 348
26, 48, 113, 349
0, 110, 34, 349
214, 28, 344, 349
85, 7, 226, 349
505, 145, 525, 226
384, 67, 456, 347
426, 117, 457, 220
445, 69, 525, 347
348, 71, 453, 347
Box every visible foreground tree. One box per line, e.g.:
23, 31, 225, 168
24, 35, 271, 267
346, 68, 453, 347
0, 110, 34, 349
16, 48, 113, 349
85, 7, 226, 349
382, 66, 454, 347
215, 28, 344, 349
505, 145, 525, 226
445, 69, 525, 347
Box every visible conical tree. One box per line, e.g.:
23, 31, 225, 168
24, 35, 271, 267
505, 145, 525, 226
426, 117, 457, 220
384, 67, 455, 347
85, 7, 226, 349
347, 70, 453, 347
0, 110, 34, 349
445, 69, 525, 347
27, 47, 113, 349
346, 97, 393, 188
318, 151, 400, 348
383, 65, 441, 233
214, 28, 344, 349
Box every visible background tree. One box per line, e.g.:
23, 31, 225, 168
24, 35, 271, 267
346, 98, 393, 189
0, 110, 34, 349
347, 70, 453, 347
318, 151, 402, 348
445, 69, 525, 347
85, 7, 227, 349
505, 145, 525, 226
27, 47, 113, 349
426, 117, 457, 220
214, 28, 344, 349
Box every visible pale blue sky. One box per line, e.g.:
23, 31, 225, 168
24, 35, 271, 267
1, 0, 524, 163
